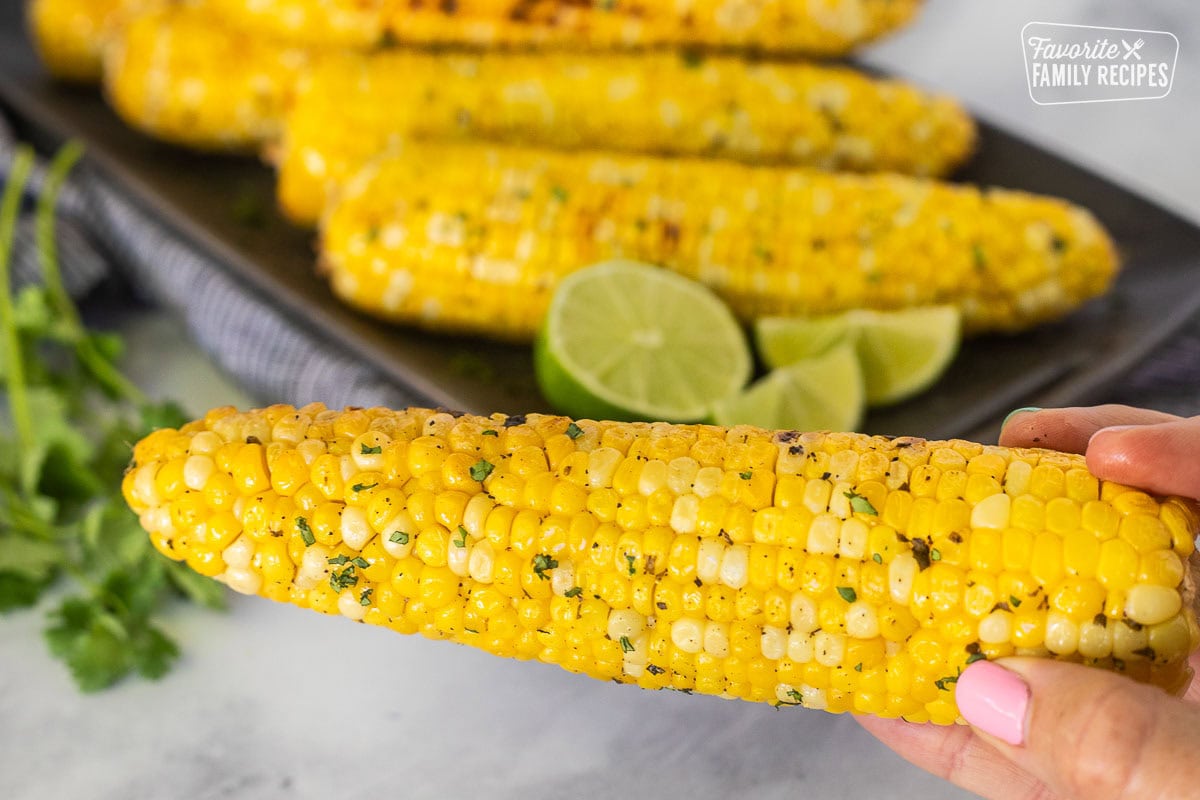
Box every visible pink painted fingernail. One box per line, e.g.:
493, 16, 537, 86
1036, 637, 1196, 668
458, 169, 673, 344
955, 661, 1030, 746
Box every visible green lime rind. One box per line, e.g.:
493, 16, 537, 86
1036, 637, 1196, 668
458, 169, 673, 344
709, 341, 865, 432
535, 260, 752, 422
754, 306, 962, 408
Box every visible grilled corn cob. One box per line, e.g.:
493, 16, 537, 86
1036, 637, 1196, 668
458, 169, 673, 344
123, 404, 1200, 722
206, 0, 923, 56
277, 51, 975, 224
103, 5, 313, 150
319, 142, 1118, 340
27, 0, 153, 82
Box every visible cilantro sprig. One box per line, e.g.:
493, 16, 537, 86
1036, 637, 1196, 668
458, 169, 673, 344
1, 143, 222, 692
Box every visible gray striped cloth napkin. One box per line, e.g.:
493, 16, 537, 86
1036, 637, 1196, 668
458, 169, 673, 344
1, 113, 1197, 419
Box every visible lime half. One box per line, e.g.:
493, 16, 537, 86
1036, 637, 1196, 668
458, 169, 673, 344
755, 306, 961, 407
710, 341, 864, 432
535, 261, 752, 421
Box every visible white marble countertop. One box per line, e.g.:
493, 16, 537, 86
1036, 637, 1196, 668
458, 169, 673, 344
3, 2, 1198, 798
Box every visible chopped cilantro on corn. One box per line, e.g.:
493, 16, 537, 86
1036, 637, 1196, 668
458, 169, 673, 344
123, 405, 1200, 723
103, 4, 313, 150
277, 50, 975, 224
319, 142, 1118, 341
205, 0, 923, 56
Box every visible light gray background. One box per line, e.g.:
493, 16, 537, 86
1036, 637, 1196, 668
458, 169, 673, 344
2, 2, 1197, 798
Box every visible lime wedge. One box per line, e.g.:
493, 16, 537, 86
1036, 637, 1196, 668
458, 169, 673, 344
710, 341, 864, 432
754, 306, 961, 407
534, 261, 752, 422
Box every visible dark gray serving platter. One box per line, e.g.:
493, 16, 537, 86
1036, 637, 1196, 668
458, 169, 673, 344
3, 9, 1199, 442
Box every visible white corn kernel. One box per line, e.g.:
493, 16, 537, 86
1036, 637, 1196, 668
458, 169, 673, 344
639, 460, 669, 496
667, 457, 700, 495
1077, 620, 1113, 658
693, 467, 724, 498
380, 512, 416, 558
468, 539, 496, 584
1045, 611, 1079, 655
787, 631, 815, 663
1113, 618, 1150, 660
182, 455, 216, 491
139, 507, 174, 536
340, 506, 372, 551
790, 594, 819, 633
1148, 615, 1191, 659
803, 479, 833, 514
814, 631, 846, 667
828, 482, 853, 519
222, 536, 255, 570
338, 588, 368, 621
670, 494, 700, 534
704, 621, 730, 657
608, 609, 646, 641
462, 494, 493, 538
971, 493, 1011, 530
978, 610, 1013, 644
671, 617, 705, 654
223, 567, 262, 596
889, 553, 919, 604
296, 438, 326, 465
188, 431, 222, 455
696, 538, 725, 585
295, 544, 332, 590
351, 433, 389, 471
1004, 460, 1032, 497
807, 513, 840, 555
719, 544, 750, 589
845, 601, 880, 639
131, 463, 161, 507
828, 451, 859, 483
885, 460, 910, 491
587, 448, 622, 488
338, 455, 356, 482
550, 560, 575, 596
800, 685, 827, 710
1125, 584, 1182, 626
623, 633, 650, 668
447, 539, 470, 577
760, 626, 787, 660
839, 518, 869, 559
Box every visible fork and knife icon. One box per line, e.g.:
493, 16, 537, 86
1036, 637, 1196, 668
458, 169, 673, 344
1121, 38, 1146, 60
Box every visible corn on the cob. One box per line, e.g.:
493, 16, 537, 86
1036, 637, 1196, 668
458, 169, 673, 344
319, 142, 1118, 341
123, 404, 1200, 723
27, 0, 152, 82
103, 5, 313, 150
277, 51, 975, 225
205, 0, 923, 56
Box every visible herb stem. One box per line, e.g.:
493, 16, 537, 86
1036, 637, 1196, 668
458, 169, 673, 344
0, 146, 36, 464
35, 142, 147, 406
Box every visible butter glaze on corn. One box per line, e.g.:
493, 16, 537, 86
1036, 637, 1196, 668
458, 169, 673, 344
320, 142, 1119, 340
277, 50, 976, 223
205, 0, 923, 56
123, 405, 1200, 723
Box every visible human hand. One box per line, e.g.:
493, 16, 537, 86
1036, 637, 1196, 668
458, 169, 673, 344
857, 405, 1200, 800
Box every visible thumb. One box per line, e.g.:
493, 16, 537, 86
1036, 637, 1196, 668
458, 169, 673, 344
1086, 416, 1200, 499
955, 658, 1200, 800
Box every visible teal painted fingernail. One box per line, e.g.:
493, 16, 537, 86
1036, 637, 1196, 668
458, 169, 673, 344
1002, 407, 1041, 429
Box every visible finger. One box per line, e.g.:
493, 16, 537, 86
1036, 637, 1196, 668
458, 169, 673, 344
855, 715, 1054, 800
999, 405, 1180, 453
1086, 416, 1200, 499
954, 658, 1200, 800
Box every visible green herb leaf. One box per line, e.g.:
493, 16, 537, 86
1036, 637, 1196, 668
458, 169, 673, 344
360, 443, 383, 455
389, 530, 410, 545
931, 548, 942, 562
1009, 595, 1022, 608
564, 586, 582, 598
351, 482, 377, 492
297, 517, 315, 546
836, 586, 857, 603
966, 652, 987, 665
565, 422, 583, 440
739, 471, 753, 480
533, 554, 558, 580
482, 429, 498, 437
844, 491, 878, 516
469, 459, 494, 482
872, 553, 882, 564
453, 526, 468, 547
619, 635, 634, 653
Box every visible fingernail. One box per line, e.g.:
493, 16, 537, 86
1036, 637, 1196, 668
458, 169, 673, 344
1088, 424, 1136, 448
1001, 407, 1041, 430
955, 661, 1030, 746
